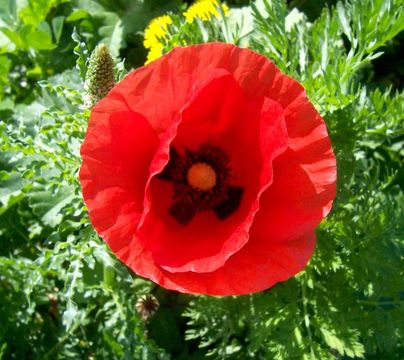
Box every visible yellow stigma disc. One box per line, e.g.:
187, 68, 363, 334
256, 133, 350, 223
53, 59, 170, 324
187, 162, 217, 191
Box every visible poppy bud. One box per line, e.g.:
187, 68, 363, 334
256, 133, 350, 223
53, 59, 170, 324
135, 294, 160, 321
84, 44, 115, 108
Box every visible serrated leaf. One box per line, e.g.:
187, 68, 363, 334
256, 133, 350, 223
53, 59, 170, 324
336, 2, 352, 42
63, 299, 78, 331
28, 187, 75, 228
72, 27, 88, 81
0, 172, 25, 214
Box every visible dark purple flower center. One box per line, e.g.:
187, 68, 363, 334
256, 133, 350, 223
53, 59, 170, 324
157, 144, 244, 224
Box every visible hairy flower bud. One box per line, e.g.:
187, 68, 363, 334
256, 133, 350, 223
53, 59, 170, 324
84, 44, 115, 108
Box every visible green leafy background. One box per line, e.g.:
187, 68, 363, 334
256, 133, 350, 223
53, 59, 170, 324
0, 0, 403, 359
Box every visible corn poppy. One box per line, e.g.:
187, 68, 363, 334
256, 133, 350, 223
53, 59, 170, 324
80, 43, 336, 295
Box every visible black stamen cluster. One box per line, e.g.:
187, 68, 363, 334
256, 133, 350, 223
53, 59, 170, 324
158, 144, 243, 224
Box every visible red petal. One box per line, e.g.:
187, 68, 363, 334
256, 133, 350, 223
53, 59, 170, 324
285, 95, 337, 196
122, 229, 316, 295
80, 111, 159, 252
251, 93, 337, 242
172, 68, 246, 149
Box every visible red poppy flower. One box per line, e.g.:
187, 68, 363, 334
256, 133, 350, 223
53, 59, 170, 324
80, 43, 336, 295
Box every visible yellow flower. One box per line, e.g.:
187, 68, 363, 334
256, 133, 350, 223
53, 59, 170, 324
184, 0, 229, 23
144, 15, 172, 50
145, 43, 164, 64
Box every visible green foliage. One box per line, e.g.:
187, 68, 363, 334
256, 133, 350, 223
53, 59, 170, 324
1, 0, 403, 359
0, 64, 168, 359
69, 0, 181, 64
0, 0, 179, 103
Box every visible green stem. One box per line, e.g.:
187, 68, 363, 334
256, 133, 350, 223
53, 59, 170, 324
301, 280, 317, 359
